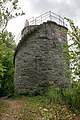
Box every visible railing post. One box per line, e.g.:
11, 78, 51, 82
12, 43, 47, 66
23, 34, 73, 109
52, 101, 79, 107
35, 18, 36, 25
41, 16, 42, 23
59, 15, 61, 25
49, 11, 52, 21
32, 17, 34, 25
63, 19, 65, 26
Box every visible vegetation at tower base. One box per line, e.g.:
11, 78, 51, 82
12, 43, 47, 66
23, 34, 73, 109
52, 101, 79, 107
1, 84, 80, 119
0, 0, 25, 96
13, 80, 80, 114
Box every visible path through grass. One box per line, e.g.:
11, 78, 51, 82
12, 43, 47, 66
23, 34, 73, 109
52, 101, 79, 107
0, 96, 80, 120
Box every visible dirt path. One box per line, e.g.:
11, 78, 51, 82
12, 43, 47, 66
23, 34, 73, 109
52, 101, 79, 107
0, 98, 23, 120
0, 97, 80, 120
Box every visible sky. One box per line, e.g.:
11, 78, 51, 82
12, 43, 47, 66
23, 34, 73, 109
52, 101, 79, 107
6, 0, 80, 43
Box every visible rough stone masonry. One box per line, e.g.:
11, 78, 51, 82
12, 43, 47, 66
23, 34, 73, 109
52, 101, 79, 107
14, 21, 70, 95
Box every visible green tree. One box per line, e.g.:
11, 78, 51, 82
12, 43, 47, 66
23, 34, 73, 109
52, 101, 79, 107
0, 0, 24, 33
65, 18, 80, 81
0, 0, 25, 96
0, 31, 15, 95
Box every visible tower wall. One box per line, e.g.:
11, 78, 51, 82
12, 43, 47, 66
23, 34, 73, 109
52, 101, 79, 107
14, 21, 69, 95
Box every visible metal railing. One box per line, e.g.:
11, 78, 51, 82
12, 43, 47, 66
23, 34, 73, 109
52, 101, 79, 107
28, 11, 66, 27
16, 11, 67, 44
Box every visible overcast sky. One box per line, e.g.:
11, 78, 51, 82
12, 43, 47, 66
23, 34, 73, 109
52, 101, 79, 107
7, 0, 80, 42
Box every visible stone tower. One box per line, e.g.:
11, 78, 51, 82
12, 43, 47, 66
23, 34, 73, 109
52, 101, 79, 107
14, 19, 69, 95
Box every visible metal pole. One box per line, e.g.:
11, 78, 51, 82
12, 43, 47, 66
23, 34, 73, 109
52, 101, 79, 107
49, 11, 52, 21
32, 17, 34, 25
59, 15, 60, 25
35, 18, 36, 25
63, 19, 65, 26
41, 16, 42, 23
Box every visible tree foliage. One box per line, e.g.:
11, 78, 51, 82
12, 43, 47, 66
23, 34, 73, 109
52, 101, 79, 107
0, 0, 25, 96
65, 18, 80, 81
0, 0, 25, 33
0, 31, 15, 95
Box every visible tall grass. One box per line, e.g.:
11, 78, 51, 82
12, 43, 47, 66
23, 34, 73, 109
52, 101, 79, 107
61, 81, 80, 113
45, 81, 80, 113
13, 81, 80, 114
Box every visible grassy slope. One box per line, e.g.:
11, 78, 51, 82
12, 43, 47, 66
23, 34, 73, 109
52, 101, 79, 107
0, 96, 80, 120
0, 100, 7, 118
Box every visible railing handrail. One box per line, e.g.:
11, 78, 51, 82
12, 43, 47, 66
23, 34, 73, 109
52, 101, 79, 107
28, 11, 67, 27
16, 11, 67, 44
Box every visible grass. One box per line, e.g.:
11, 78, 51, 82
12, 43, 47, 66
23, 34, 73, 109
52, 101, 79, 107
11, 95, 78, 120
10, 93, 80, 120
0, 83, 80, 120
0, 95, 80, 120
0, 100, 8, 117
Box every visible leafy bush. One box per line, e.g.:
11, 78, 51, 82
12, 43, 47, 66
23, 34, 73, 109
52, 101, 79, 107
44, 82, 80, 113
45, 86, 63, 105
61, 81, 80, 113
